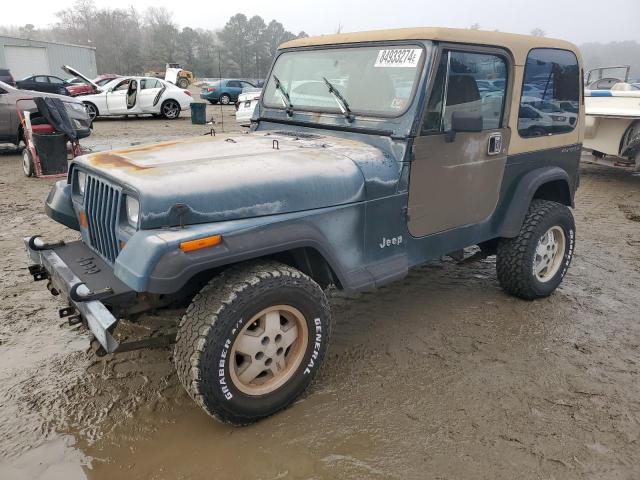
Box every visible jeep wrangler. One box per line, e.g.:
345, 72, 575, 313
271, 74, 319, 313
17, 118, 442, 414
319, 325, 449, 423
25, 27, 583, 425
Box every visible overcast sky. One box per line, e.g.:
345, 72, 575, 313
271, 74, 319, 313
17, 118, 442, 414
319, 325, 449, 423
2, 0, 639, 44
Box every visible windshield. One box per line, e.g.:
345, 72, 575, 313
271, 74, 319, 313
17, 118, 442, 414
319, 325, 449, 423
263, 44, 427, 117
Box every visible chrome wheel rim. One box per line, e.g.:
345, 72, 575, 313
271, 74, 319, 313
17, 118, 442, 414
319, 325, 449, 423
220, 95, 230, 105
533, 226, 566, 282
86, 104, 97, 121
229, 305, 308, 396
163, 101, 179, 118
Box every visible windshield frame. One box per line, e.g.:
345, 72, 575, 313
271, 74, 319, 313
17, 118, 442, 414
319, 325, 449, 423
262, 41, 429, 120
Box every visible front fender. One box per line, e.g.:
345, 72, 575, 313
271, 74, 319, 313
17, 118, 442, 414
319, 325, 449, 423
114, 202, 366, 294
497, 166, 572, 237
44, 180, 80, 231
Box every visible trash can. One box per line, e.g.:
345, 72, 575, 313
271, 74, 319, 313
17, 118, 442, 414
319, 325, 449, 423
190, 102, 207, 125
33, 133, 68, 175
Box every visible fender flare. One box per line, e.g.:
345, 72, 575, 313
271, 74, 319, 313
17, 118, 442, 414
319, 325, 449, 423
497, 166, 572, 238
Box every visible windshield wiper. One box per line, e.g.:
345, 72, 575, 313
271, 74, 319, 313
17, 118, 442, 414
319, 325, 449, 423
273, 74, 294, 116
322, 77, 354, 122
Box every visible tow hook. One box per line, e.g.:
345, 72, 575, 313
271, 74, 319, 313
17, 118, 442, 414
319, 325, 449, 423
69, 283, 113, 303
27, 235, 65, 251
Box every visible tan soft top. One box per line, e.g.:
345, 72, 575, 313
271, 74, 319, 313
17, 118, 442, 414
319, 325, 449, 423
279, 27, 580, 65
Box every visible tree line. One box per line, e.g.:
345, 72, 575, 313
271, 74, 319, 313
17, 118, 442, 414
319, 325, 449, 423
2, 5, 638, 80
0, 0, 307, 79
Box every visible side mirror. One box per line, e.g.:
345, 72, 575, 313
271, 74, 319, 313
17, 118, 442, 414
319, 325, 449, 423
446, 111, 483, 142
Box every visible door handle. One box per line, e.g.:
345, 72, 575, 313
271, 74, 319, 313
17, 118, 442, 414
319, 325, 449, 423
487, 133, 503, 156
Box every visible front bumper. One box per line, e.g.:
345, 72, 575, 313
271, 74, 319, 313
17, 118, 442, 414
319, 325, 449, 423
24, 236, 135, 353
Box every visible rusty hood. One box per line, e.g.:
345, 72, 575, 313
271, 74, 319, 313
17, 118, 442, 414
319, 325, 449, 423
73, 132, 384, 228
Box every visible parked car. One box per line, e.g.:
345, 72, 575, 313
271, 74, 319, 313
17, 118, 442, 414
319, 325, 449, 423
16, 75, 71, 95
0, 80, 92, 146
26, 27, 582, 426
94, 74, 121, 87
201, 79, 258, 104
66, 74, 122, 97
71, 73, 192, 120
235, 88, 261, 126
66, 77, 95, 97
0, 68, 15, 87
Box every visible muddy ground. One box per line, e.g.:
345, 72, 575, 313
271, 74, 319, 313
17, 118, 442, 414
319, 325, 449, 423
0, 102, 639, 479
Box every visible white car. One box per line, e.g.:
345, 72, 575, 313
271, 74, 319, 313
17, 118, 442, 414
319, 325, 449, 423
63, 66, 192, 121
235, 88, 261, 126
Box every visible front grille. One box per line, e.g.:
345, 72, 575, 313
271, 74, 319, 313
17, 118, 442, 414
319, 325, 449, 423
84, 176, 121, 263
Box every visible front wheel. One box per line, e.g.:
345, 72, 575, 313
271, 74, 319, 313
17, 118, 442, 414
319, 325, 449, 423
174, 261, 331, 425
84, 102, 98, 122
496, 200, 575, 299
219, 94, 231, 105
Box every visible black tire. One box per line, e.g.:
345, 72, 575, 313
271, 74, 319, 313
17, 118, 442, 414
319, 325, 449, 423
177, 77, 189, 89
22, 149, 34, 177
83, 102, 98, 121
219, 94, 231, 105
496, 200, 575, 300
174, 261, 331, 425
161, 99, 181, 119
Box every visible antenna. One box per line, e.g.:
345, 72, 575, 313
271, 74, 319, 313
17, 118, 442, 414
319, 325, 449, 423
218, 48, 224, 132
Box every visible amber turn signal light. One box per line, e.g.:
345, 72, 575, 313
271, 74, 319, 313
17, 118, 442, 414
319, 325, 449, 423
78, 210, 88, 228
179, 235, 222, 252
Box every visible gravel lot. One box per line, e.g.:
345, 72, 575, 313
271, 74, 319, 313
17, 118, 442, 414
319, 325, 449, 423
0, 102, 639, 479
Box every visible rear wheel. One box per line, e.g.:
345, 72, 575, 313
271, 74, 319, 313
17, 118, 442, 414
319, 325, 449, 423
22, 149, 34, 177
497, 200, 575, 299
161, 99, 181, 119
174, 261, 331, 425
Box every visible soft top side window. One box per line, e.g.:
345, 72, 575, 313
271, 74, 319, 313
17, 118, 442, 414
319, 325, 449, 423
517, 48, 580, 138
421, 49, 508, 135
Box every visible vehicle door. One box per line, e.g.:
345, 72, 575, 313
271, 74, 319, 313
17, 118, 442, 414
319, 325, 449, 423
106, 79, 131, 114
48, 76, 68, 95
137, 78, 165, 112
29, 76, 49, 92
226, 80, 243, 101
125, 79, 141, 112
0, 86, 12, 140
408, 47, 511, 237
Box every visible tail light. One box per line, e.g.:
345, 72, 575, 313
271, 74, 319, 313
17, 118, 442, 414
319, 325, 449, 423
205, 87, 216, 92
184, 90, 191, 97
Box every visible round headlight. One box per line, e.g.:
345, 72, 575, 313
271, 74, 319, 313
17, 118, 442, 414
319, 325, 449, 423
126, 196, 139, 227
77, 171, 86, 196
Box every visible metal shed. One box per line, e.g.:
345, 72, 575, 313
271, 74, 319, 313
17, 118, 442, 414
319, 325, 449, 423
0, 35, 97, 81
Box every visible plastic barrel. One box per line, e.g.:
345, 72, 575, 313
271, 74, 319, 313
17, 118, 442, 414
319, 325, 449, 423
32, 133, 68, 175
190, 102, 207, 125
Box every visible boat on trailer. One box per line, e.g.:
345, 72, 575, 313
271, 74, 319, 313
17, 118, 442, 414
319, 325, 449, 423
583, 66, 640, 173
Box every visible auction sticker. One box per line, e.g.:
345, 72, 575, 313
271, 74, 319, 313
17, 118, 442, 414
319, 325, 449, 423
374, 48, 422, 68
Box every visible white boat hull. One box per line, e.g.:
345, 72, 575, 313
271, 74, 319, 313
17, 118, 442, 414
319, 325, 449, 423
584, 89, 640, 162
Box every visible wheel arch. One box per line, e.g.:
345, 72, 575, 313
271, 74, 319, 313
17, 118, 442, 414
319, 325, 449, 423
140, 239, 349, 296
497, 166, 573, 238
